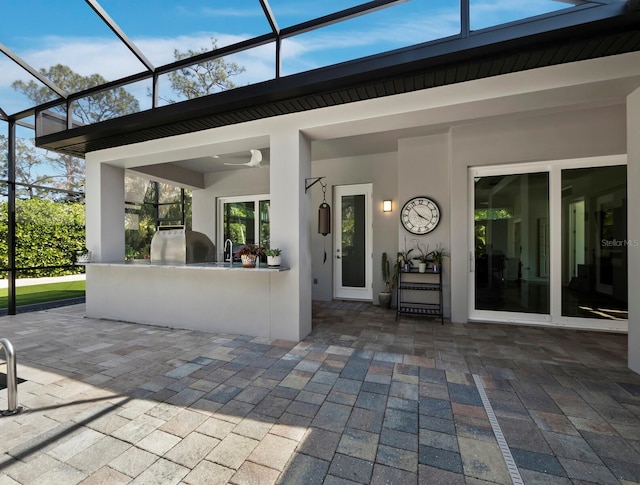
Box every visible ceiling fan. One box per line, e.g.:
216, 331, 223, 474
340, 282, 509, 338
224, 149, 263, 168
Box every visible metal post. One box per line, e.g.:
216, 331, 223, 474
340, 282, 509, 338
7, 120, 16, 315
0, 338, 22, 416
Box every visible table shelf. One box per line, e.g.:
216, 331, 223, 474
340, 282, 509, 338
396, 268, 443, 324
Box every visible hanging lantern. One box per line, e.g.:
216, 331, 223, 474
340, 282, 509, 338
318, 202, 331, 236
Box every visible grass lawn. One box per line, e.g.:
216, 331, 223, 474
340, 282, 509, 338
0, 280, 86, 309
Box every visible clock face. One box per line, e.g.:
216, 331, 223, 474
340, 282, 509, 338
401, 197, 440, 235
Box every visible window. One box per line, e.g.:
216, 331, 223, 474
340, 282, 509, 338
124, 174, 192, 260
218, 195, 270, 261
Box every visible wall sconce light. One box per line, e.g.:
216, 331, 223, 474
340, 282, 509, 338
383, 200, 392, 212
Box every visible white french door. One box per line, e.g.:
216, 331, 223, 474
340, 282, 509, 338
333, 184, 373, 301
469, 155, 627, 332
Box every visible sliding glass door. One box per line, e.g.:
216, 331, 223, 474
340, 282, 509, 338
561, 166, 627, 320
473, 172, 550, 316
470, 157, 627, 330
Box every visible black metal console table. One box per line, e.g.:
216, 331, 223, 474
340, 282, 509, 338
396, 267, 443, 324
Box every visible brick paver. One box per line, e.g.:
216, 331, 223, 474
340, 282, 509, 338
0, 302, 639, 484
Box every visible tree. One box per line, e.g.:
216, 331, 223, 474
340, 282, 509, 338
1, 135, 60, 198
161, 38, 245, 103
12, 64, 140, 124
11, 64, 141, 193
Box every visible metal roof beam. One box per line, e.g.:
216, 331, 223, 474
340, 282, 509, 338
259, 0, 280, 35
279, 0, 410, 39
20, 32, 278, 118
0, 107, 7, 120
85, 0, 155, 72
0, 43, 67, 98
156, 33, 277, 76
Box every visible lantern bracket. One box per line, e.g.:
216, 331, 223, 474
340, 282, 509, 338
305, 177, 325, 193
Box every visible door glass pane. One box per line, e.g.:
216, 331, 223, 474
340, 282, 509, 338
341, 194, 366, 288
561, 166, 627, 319
223, 202, 255, 260
474, 172, 549, 313
259, 200, 270, 250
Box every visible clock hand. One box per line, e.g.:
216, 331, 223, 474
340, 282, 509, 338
412, 208, 429, 221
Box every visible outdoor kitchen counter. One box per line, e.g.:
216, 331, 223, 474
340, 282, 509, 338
83, 260, 297, 339
84, 261, 289, 271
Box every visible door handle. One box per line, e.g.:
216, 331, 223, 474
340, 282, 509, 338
336, 255, 341, 259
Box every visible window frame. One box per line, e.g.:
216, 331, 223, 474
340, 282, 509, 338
217, 193, 270, 261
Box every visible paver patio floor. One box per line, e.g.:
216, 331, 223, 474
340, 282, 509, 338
1, 302, 639, 484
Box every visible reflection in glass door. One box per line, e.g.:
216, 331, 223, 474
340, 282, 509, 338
471, 157, 627, 330
333, 184, 372, 300
561, 166, 627, 320
473, 173, 550, 314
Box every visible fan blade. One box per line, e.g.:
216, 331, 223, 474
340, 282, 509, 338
249, 149, 263, 165
224, 149, 263, 168
244, 150, 262, 167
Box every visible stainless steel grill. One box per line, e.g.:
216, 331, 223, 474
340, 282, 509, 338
150, 227, 216, 264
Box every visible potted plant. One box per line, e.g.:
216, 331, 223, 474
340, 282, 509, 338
412, 241, 430, 273
75, 247, 91, 263
235, 244, 264, 268
397, 248, 414, 272
265, 248, 282, 267
430, 244, 448, 273
378, 252, 398, 309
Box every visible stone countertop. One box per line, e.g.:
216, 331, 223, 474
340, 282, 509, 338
79, 261, 289, 272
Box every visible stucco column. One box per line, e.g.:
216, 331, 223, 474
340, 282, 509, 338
85, 158, 125, 263
628, 88, 640, 374
191, 189, 216, 248
268, 130, 313, 341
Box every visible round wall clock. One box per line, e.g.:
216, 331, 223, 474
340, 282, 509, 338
400, 196, 441, 234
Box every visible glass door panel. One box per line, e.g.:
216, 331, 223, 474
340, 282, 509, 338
223, 201, 255, 261
333, 184, 372, 300
259, 200, 270, 250
561, 166, 627, 319
474, 172, 550, 314
341, 194, 366, 288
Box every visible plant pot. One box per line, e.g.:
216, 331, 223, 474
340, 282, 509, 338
76, 251, 91, 263
241, 254, 257, 268
418, 262, 427, 273
378, 291, 392, 309
267, 255, 281, 267
432, 264, 440, 273
403, 263, 412, 272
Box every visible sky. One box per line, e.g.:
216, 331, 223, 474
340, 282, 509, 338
0, 0, 581, 118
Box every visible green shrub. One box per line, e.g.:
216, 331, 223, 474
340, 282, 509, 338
0, 198, 85, 277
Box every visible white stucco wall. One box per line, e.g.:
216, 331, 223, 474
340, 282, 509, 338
310, 152, 398, 302
82, 52, 639, 358
448, 103, 627, 323
398, 133, 452, 317
85, 162, 125, 263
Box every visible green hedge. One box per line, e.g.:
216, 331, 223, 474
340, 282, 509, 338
0, 198, 85, 277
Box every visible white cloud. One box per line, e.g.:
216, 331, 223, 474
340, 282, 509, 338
280, 7, 461, 72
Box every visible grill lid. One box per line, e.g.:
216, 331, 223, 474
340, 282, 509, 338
150, 227, 216, 264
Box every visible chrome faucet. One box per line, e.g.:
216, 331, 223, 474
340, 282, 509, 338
224, 239, 233, 264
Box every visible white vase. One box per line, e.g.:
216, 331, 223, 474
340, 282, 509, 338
267, 255, 281, 267
418, 262, 427, 273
